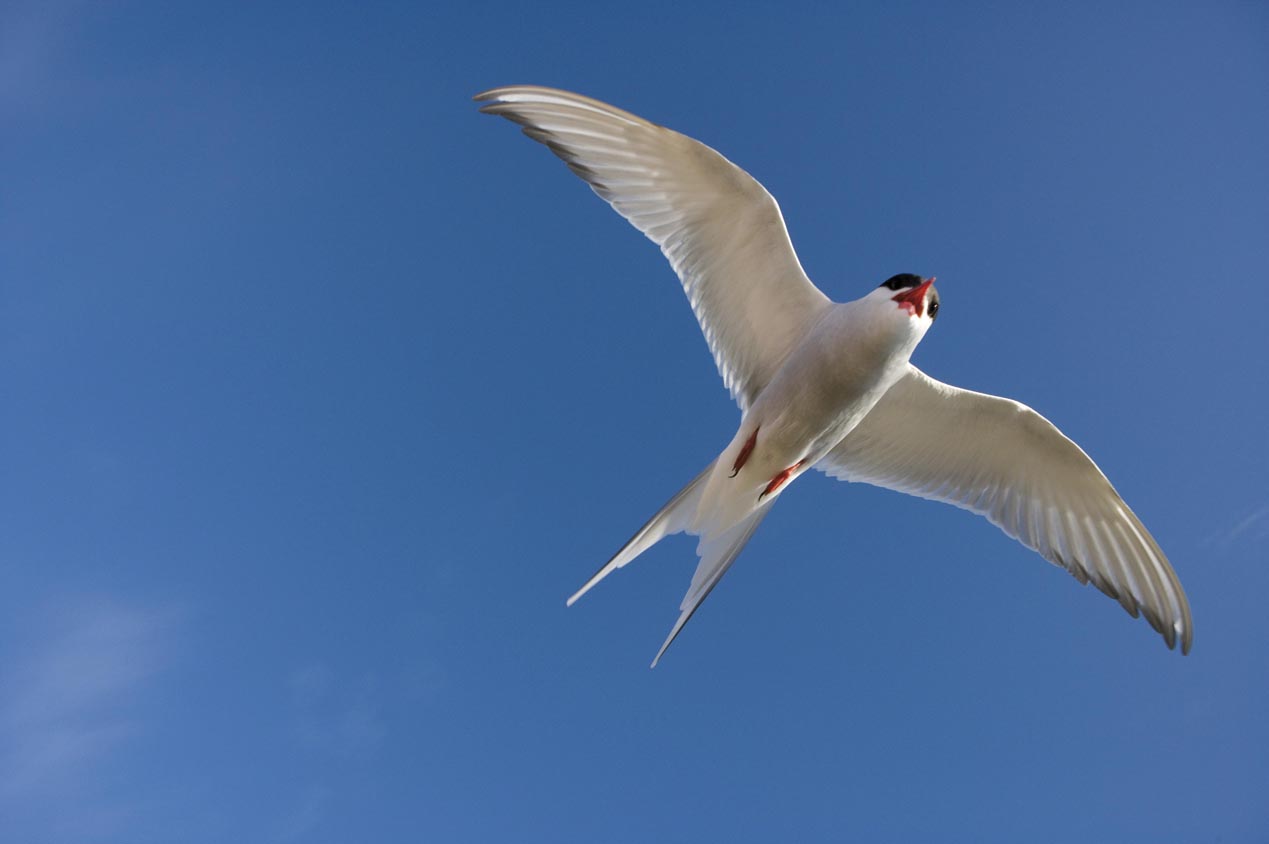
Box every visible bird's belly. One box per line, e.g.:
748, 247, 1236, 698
745, 405, 861, 479
694, 361, 904, 535
743, 361, 902, 478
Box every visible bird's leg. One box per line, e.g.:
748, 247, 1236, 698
759, 458, 807, 501
730, 427, 759, 478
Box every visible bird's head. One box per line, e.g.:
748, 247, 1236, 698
872, 273, 940, 325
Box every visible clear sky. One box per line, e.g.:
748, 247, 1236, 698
3, 2, 1268, 842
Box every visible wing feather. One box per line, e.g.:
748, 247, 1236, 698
476, 86, 831, 409
819, 365, 1192, 652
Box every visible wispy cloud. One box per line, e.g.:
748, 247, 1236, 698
1204, 500, 1269, 551
287, 663, 386, 757
0, 595, 179, 837
274, 784, 331, 843
271, 663, 388, 840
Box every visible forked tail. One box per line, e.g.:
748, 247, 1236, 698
566, 462, 714, 607
651, 500, 772, 666
567, 459, 774, 666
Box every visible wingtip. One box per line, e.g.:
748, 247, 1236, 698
1157, 619, 1191, 655
472, 85, 552, 104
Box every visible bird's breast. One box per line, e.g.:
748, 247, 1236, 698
746, 315, 914, 467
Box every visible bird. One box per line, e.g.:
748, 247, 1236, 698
475, 85, 1192, 666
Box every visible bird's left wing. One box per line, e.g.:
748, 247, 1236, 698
475, 86, 831, 410
818, 365, 1192, 652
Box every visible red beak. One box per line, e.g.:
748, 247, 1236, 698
892, 277, 935, 317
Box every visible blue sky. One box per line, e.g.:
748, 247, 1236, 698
2, 1, 1268, 841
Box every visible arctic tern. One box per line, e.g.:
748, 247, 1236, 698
476, 85, 1192, 665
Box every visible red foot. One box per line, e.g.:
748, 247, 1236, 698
760, 458, 807, 500
730, 427, 759, 478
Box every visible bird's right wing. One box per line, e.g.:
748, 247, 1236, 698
476, 86, 832, 411
819, 365, 1192, 652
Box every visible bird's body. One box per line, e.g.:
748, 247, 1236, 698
476, 85, 1192, 664
694, 288, 930, 538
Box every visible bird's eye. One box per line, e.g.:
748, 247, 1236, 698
929, 300, 940, 319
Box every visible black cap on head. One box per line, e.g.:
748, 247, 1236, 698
880, 273, 923, 291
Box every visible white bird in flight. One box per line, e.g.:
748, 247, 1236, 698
476, 85, 1192, 665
